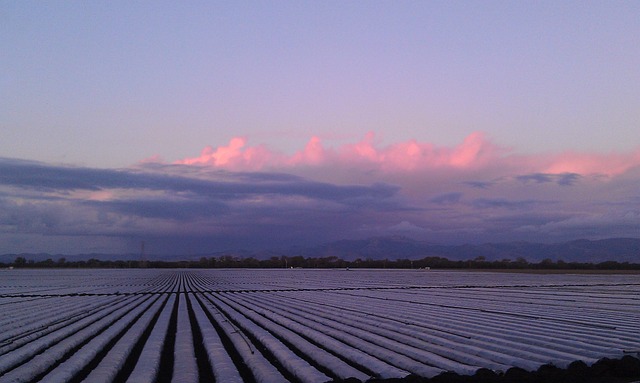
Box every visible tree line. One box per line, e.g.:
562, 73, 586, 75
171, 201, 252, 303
4, 255, 640, 270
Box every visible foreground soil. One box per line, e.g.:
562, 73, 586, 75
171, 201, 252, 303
331, 356, 640, 383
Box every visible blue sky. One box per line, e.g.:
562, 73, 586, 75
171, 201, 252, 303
1, 1, 639, 254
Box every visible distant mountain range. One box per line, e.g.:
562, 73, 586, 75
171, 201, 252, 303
2, 237, 639, 264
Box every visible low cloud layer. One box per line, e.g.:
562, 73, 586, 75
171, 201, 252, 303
2, 132, 639, 255
0, 157, 405, 254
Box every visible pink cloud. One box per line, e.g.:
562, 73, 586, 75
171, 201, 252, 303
541, 150, 640, 176
176, 137, 278, 170
289, 136, 327, 166
174, 132, 640, 178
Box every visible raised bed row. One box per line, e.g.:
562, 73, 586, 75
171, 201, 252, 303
0, 269, 638, 382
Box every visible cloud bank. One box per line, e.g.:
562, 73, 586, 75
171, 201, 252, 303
1, 132, 639, 254
175, 132, 640, 177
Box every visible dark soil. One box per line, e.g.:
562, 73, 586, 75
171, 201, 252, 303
330, 356, 640, 383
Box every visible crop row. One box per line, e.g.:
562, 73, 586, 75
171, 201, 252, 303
0, 269, 638, 382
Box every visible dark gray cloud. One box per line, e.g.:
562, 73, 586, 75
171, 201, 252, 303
516, 172, 581, 186
0, 158, 399, 203
86, 199, 231, 220
556, 173, 581, 186
471, 198, 542, 210
516, 173, 553, 184
0, 158, 408, 253
0, 157, 143, 191
464, 180, 494, 189
0, 198, 63, 233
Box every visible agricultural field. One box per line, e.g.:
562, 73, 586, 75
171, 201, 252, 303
0, 269, 639, 382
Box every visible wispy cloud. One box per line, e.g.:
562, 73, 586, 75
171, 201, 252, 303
431, 192, 463, 205
516, 173, 581, 186
471, 198, 544, 211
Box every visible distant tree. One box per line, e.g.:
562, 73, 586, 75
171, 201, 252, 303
597, 261, 621, 270
538, 258, 555, 268
556, 259, 570, 269
288, 255, 305, 268
14, 257, 27, 267
242, 257, 260, 268
4, 252, 638, 270
514, 257, 528, 268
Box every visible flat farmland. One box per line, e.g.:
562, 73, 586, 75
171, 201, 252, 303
0, 269, 639, 382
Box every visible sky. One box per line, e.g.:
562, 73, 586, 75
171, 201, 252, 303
1, 1, 639, 255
